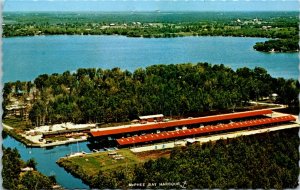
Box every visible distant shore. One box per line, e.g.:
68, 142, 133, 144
3, 11, 298, 53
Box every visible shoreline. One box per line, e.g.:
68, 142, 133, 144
2, 33, 272, 39
3, 33, 298, 54
2, 123, 89, 148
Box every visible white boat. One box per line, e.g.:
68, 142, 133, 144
66, 141, 86, 157
68, 151, 86, 158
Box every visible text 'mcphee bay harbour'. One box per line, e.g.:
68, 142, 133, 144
3, 35, 298, 83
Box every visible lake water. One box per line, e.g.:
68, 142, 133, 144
3, 135, 90, 189
3, 35, 298, 83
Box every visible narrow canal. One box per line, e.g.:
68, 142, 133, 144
3, 135, 90, 189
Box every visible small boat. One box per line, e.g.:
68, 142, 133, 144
66, 140, 86, 157
68, 151, 86, 158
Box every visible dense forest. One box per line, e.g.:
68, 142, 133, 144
59, 128, 299, 189
254, 38, 299, 52
130, 128, 299, 189
3, 63, 299, 127
2, 147, 57, 189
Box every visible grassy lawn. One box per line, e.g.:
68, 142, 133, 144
3, 128, 36, 146
67, 149, 140, 175
2, 117, 37, 146
46, 136, 68, 142
57, 148, 171, 177
3, 116, 33, 132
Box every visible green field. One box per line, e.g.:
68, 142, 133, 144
3, 117, 33, 132
56, 148, 170, 185
64, 149, 140, 175
2, 117, 37, 146
57, 149, 170, 174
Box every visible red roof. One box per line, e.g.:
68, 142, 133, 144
116, 115, 296, 146
90, 109, 272, 137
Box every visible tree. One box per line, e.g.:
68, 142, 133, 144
26, 158, 37, 170
91, 170, 117, 188
34, 74, 49, 91
20, 171, 53, 190
29, 100, 47, 126
3, 147, 56, 190
126, 129, 299, 189
7, 63, 299, 126
2, 148, 22, 189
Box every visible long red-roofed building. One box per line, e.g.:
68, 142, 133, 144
89, 109, 272, 139
88, 109, 299, 148
116, 115, 296, 146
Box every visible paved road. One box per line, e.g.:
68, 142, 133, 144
249, 101, 287, 110
2, 123, 13, 130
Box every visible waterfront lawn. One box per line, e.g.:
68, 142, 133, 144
3, 116, 33, 132
57, 149, 171, 177
71, 149, 139, 175
46, 136, 68, 142
2, 116, 36, 146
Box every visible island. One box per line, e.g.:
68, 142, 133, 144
254, 38, 299, 52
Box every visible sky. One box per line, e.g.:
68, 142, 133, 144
2, 0, 300, 12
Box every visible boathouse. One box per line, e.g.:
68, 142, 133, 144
87, 109, 297, 148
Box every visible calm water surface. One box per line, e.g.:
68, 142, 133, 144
3, 35, 298, 82
3, 135, 90, 189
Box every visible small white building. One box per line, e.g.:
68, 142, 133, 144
139, 114, 164, 123
271, 93, 278, 101
21, 167, 34, 172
